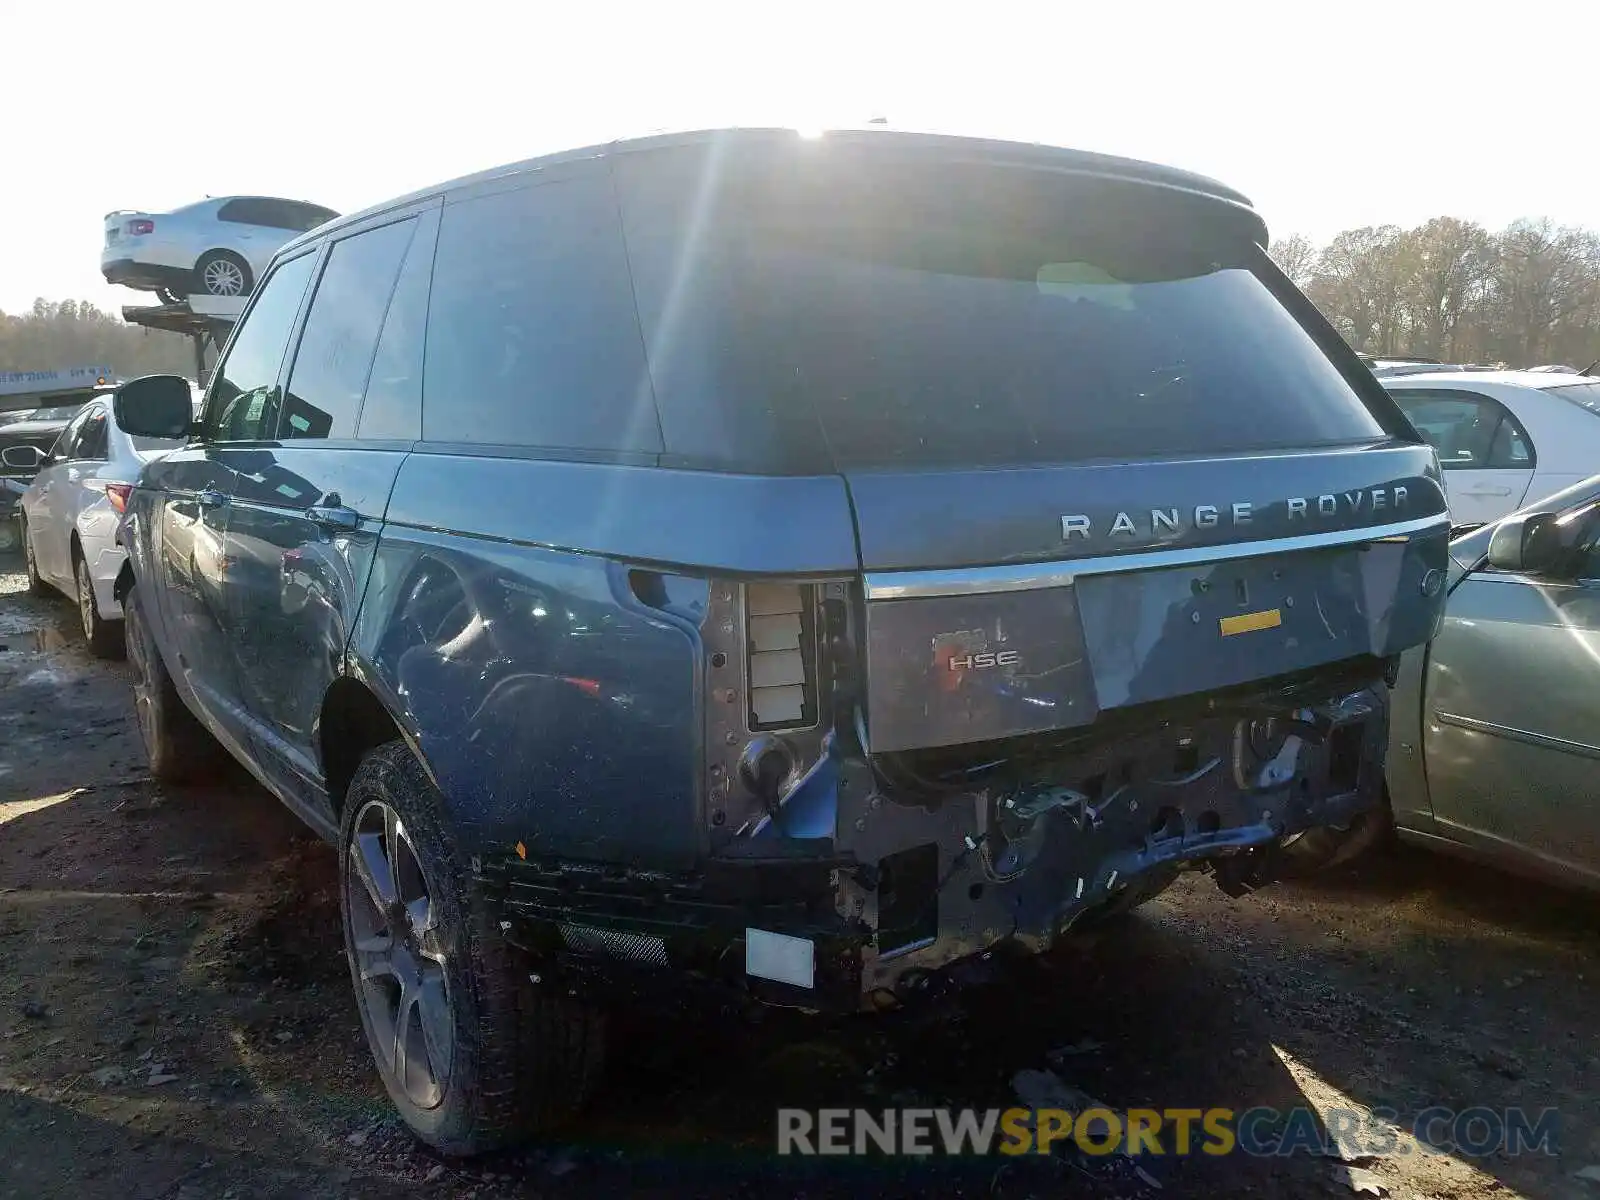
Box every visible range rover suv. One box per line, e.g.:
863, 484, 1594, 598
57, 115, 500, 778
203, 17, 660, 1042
111, 128, 1451, 1154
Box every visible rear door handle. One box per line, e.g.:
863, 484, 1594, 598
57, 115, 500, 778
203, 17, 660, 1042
197, 489, 227, 509
306, 504, 360, 533
1459, 485, 1513, 497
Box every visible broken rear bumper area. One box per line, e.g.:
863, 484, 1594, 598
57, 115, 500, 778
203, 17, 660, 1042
481, 669, 1389, 1014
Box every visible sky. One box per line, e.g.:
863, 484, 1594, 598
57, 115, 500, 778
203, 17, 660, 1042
6, 0, 1599, 319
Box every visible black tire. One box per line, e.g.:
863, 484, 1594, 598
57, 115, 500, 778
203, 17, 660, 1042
193, 250, 252, 298
20, 515, 48, 595
157, 287, 185, 305
125, 581, 223, 784
339, 742, 606, 1156
74, 549, 124, 660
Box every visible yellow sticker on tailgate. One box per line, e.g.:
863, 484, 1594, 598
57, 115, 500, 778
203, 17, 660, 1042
1219, 608, 1283, 637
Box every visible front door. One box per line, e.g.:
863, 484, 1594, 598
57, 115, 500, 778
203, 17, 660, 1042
219, 210, 429, 818
151, 249, 321, 753
1423, 516, 1600, 878
139, 444, 244, 745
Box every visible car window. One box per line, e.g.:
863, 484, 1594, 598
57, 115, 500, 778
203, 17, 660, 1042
284, 202, 337, 232
1488, 416, 1532, 466
217, 198, 267, 226
204, 253, 319, 442
613, 151, 1385, 473
281, 218, 417, 441
422, 177, 663, 454
1387, 388, 1534, 469
75, 409, 110, 461
51, 407, 93, 461
357, 209, 437, 441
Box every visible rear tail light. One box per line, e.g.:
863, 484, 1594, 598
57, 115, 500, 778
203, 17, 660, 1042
127, 219, 154, 235
105, 484, 133, 513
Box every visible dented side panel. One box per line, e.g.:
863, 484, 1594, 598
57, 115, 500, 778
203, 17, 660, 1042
349, 522, 706, 871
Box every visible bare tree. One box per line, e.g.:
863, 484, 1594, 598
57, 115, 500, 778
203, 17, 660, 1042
1269, 233, 1318, 288
1307, 226, 1408, 354
1489, 220, 1600, 364
1398, 217, 1492, 360
1281, 217, 1600, 368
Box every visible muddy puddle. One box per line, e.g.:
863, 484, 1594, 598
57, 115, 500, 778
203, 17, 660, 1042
0, 625, 72, 653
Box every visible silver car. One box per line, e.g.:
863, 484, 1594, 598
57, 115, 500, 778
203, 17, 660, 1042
1304, 474, 1600, 891
14, 389, 190, 657
102, 196, 339, 302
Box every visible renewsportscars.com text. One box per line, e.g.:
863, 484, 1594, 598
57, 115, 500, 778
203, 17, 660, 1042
776, 1106, 1560, 1158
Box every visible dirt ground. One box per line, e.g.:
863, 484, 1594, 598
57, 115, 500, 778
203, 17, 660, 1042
2, 563, 1598, 1200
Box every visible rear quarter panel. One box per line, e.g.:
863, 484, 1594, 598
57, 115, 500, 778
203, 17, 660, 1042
346, 452, 859, 871
349, 528, 705, 870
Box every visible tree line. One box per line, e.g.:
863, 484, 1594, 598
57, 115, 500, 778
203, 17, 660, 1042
1270, 218, 1600, 369
0, 299, 195, 381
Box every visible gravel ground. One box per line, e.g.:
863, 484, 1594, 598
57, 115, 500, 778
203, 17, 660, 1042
2, 561, 1597, 1200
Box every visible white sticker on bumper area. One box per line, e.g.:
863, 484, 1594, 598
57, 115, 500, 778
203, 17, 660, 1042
745, 928, 815, 989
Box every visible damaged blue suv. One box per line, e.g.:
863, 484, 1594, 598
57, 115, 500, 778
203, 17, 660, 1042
112, 128, 1450, 1154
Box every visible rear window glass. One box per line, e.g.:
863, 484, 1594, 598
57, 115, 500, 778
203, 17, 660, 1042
616, 151, 1386, 472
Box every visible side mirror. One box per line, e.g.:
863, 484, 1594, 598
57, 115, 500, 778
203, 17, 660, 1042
1, 445, 45, 470
1487, 512, 1567, 574
114, 374, 196, 440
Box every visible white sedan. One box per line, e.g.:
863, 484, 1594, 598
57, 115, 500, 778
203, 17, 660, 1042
102, 195, 338, 301
1382, 370, 1600, 530
13, 392, 188, 657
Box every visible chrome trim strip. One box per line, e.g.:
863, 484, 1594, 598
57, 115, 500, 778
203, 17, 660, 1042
863, 514, 1451, 600
1433, 711, 1600, 761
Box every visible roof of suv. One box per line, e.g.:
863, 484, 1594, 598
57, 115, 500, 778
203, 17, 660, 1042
279, 126, 1264, 258
1381, 370, 1597, 390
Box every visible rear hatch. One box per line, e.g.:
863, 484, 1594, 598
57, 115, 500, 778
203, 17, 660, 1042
611, 136, 1449, 752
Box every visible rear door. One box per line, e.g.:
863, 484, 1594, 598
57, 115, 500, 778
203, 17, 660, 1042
221, 204, 435, 818
56, 404, 116, 575
1388, 387, 1536, 528
142, 249, 319, 751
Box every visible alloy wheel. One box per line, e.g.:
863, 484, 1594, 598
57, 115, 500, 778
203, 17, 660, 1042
346, 799, 454, 1110
202, 258, 245, 296
77, 559, 96, 640
125, 596, 159, 755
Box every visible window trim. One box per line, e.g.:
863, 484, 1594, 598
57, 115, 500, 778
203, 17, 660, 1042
1387, 387, 1537, 471
199, 245, 326, 445
276, 210, 425, 445
51, 406, 94, 461
73, 405, 110, 462
352, 203, 441, 442
422, 174, 666, 455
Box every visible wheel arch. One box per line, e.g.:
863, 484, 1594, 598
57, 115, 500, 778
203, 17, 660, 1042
113, 558, 136, 604
319, 674, 434, 821
192, 245, 248, 272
